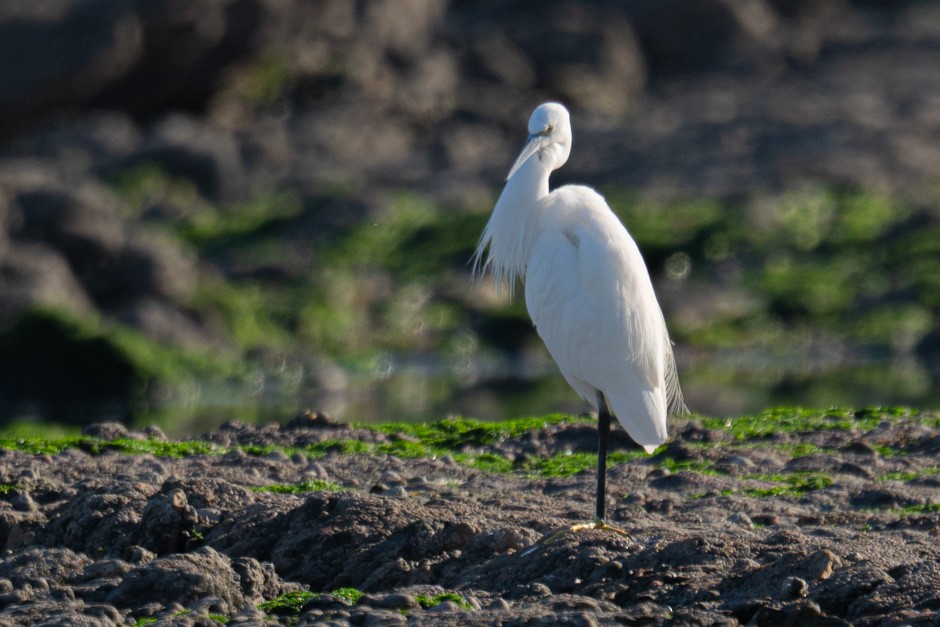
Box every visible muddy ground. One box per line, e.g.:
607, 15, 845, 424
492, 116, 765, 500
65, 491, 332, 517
0, 409, 937, 625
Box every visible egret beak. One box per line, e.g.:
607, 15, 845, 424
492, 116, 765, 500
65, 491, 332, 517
506, 133, 546, 181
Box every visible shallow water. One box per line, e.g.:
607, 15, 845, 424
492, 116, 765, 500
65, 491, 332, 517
131, 348, 939, 437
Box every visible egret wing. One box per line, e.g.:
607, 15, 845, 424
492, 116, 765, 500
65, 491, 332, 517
524, 186, 672, 450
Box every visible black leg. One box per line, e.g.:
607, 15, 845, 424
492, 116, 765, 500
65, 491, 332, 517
596, 391, 611, 522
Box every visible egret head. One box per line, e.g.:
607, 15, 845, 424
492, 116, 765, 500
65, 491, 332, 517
506, 102, 572, 180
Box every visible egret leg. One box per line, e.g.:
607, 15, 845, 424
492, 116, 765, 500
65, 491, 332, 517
521, 393, 628, 554
596, 391, 611, 521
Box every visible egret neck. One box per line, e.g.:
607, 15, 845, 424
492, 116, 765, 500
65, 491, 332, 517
474, 140, 553, 295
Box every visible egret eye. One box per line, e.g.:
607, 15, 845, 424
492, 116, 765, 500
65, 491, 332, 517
544, 125, 554, 134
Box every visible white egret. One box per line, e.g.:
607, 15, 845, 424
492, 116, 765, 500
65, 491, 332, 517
473, 102, 687, 529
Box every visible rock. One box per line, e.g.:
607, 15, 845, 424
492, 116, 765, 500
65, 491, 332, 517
465, 527, 532, 556
454, 2, 646, 117
0, 243, 94, 324
284, 410, 342, 430
10, 492, 37, 513
113, 296, 215, 350
383, 486, 408, 498
841, 441, 878, 456
114, 113, 248, 200
379, 470, 404, 485
141, 425, 167, 441
137, 487, 199, 555
846, 561, 940, 623
427, 599, 462, 613
11, 184, 126, 274
750, 599, 851, 627
124, 546, 156, 565
806, 549, 839, 581
0, 0, 143, 137
298, 593, 350, 612
43, 481, 156, 556
82, 422, 130, 440
94, 231, 196, 304
780, 576, 809, 600
850, 488, 908, 510
106, 547, 249, 615
0, 547, 91, 590
729, 512, 754, 527
375, 592, 418, 609
620, 0, 782, 74
231, 556, 294, 604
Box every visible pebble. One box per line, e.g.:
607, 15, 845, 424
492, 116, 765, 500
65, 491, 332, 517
780, 576, 808, 599
379, 470, 403, 485
17, 468, 40, 481
197, 508, 222, 525
265, 449, 289, 463
529, 583, 552, 597
142, 425, 168, 441
427, 600, 462, 613
82, 559, 132, 579
306, 462, 329, 479
124, 545, 156, 564
363, 609, 407, 625
49, 586, 75, 601
722, 454, 755, 469
807, 549, 838, 581
488, 597, 511, 611
375, 592, 418, 609
230, 607, 267, 623
11, 492, 37, 512
384, 486, 408, 498
728, 512, 753, 528
223, 449, 248, 462
839, 462, 875, 479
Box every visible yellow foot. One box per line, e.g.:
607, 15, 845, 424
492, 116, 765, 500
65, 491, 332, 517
521, 518, 630, 556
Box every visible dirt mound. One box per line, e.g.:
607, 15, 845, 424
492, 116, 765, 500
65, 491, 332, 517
0, 409, 937, 624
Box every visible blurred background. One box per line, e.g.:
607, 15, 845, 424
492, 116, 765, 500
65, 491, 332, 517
0, 0, 938, 435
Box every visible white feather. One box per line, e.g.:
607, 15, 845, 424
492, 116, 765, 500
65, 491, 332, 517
474, 102, 687, 456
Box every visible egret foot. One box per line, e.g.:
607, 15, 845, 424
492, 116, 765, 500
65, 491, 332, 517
568, 518, 630, 537
520, 518, 631, 556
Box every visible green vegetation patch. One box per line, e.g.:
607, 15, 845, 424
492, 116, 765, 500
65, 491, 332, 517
736, 472, 834, 498
415, 593, 473, 611
258, 588, 363, 615
365, 414, 583, 449
85, 438, 226, 457
0, 435, 227, 458
258, 590, 318, 614
892, 503, 940, 516
1, 410, 933, 490
878, 468, 940, 483
656, 457, 722, 475
331, 587, 364, 605
699, 407, 914, 440
871, 445, 908, 458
